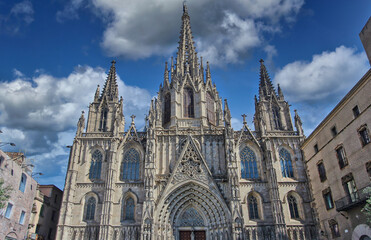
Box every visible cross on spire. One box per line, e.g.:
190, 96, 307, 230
130, 115, 136, 125
242, 114, 247, 125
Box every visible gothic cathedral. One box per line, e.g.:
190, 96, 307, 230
57, 4, 318, 240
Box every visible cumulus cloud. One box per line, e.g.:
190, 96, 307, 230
274, 46, 369, 103
0, 1, 34, 34
57, 0, 304, 64
273, 46, 369, 134
0, 64, 151, 188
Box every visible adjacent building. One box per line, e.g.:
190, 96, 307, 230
0, 150, 37, 240
360, 17, 371, 66
57, 4, 317, 240
28, 185, 63, 240
301, 69, 371, 240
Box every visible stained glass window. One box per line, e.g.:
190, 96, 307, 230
89, 150, 102, 180
248, 195, 259, 219
123, 197, 135, 220
288, 195, 299, 219
240, 147, 259, 179
279, 148, 294, 178
184, 88, 194, 118
163, 93, 171, 125
85, 197, 96, 221
121, 148, 140, 180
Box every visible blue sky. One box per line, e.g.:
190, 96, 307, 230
0, 0, 370, 189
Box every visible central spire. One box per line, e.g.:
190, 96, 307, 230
100, 60, 119, 101
258, 59, 276, 100
175, 2, 199, 77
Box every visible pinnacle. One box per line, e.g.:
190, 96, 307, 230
258, 59, 276, 99
100, 60, 119, 101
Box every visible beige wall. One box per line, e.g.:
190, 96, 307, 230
302, 69, 371, 240
0, 150, 37, 240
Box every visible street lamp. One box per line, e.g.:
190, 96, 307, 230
0, 142, 16, 147
32, 172, 43, 177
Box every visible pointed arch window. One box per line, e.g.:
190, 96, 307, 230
272, 106, 282, 130
184, 87, 194, 118
240, 147, 259, 179
206, 92, 215, 124
288, 195, 300, 219
85, 197, 96, 221
122, 197, 135, 221
89, 150, 103, 180
163, 93, 171, 125
100, 108, 108, 131
120, 148, 140, 181
280, 148, 294, 178
248, 195, 260, 219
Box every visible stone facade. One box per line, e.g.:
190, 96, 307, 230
0, 150, 37, 240
301, 69, 371, 240
360, 17, 371, 66
57, 4, 317, 240
28, 185, 63, 240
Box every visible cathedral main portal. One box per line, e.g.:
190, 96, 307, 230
179, 230, 206, 240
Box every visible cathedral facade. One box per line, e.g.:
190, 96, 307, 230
57, 4, 318, 240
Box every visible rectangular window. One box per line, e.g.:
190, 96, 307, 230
5, 203, 13, 219
343, 177, 359, 203
359, 127, 370, 146
331, 126, 338, 137
35, 224, 41, 234
317, 162, 327, 182
48, 228, 53, 239
19, 173, 27, 193
336, 146, 348, 169
366, 162, 371, 178
329, 220, 341, 238
54, 195, 57, 203
51, 210, 56, 221
322, 189, 334, 210
19, 211, 26, 224
352, 105, 360, 118
39, 205, 44, 217
314, 144, 319, 153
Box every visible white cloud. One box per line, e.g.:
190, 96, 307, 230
0, 1, 34, 34
57, 0, 304, 64
274, 46, 369, 103
10, 0, 34, 24
273, 46, 369, 136
0, 64, 151, 188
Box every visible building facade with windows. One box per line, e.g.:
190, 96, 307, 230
0, 150, 37, 240
301, 69, 371, 240
28, 185, 63, 240
57, 4, 317, 240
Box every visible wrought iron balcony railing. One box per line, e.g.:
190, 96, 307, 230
335, 185, 370, 211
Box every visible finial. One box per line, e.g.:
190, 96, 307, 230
130, 115, 136, 125
183, 1, 188, 13
242, 114, 247, 125
259, 59, 264, 64
111, 60, 116, 65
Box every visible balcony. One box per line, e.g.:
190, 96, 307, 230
335, 186, 370, 211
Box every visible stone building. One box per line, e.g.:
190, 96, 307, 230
0, 150, 37, 240
28, 185, 63, 240
57, 4, 317, 240
301, 69, 371, 240
360, 17, 371, 66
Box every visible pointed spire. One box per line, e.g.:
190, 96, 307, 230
170, 57, 174, 79
258, 59, 276, 100
224, 99, 231, 126
277, 84, 284, 100
242, 114, 247, 125
294, 109, 304, 136
94, 85, 100, 102
175, 2, 199, 77
164, 62, 169, 86
200, 56, 204, 81
206, 61, 211, 82
101, 60, 119, 101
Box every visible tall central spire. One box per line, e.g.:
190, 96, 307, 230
175, 2, 199, 77
258, 59, 276, 100
100, 60, 119, 101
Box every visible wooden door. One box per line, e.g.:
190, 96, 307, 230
194, 231, 206, 240
179, 231, 192, 240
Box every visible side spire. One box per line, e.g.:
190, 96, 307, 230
175, 2, 198, 77
163, 62, 169, 87
100, 60, 119, 101
258, 59, 276, 100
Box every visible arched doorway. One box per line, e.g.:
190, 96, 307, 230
177, 207, 206, 240
155, 182, 231, 240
